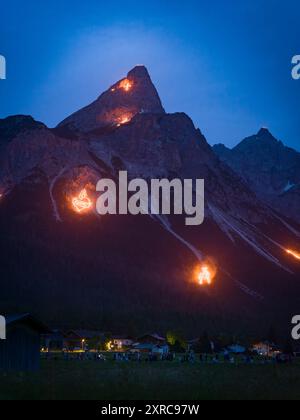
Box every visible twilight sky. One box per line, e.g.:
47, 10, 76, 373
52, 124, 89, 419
0, 0, 299, 149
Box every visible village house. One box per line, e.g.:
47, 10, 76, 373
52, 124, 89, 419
111, 335, 134, 350
132, 343, 170, 355
227, 344, 247, 354
153, 344, 170, 355
137, 333, 166, 345
0, 314, 50, 371
252, 341, 280, 357
63, 330, 105, 351
130, 333, 169, 355
131, 343, 154, 353
42, 329, 65, 351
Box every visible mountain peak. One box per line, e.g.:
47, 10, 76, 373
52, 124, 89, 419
232, 128, 279, 153
255, 127, 284, 148
0, 115, 44, 127
127, 65, 150, 79
257, 127, 273, 138
58, 66, 165, 133
0, 115, 46, 144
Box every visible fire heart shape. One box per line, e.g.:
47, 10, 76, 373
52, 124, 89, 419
72, 189, 92, 214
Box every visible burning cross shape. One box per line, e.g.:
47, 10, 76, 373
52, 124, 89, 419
119, 79, 133, 92
72, 189, 92, 213
198, 266, 212, 286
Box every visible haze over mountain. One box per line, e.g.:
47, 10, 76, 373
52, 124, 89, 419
214, 128, 300, 224
0, 66, 299, 335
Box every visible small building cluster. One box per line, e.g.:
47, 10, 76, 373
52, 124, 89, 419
42, 331, 170, 356
0, 313, 298, 371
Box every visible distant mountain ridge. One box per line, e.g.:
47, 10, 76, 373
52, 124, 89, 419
213, 128, 300, 224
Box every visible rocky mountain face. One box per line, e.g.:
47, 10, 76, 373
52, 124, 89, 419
58, 66, 165, 133
214, 128, 300, 224
0, 116, 93, 195
0, 67, 299, 335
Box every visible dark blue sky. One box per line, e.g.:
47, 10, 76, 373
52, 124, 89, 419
0, 0, 299, 149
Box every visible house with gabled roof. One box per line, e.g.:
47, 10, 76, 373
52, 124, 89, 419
137, 333, 166, 345
0, 314, 50, 371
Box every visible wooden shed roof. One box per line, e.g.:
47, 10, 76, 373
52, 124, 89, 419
5, 314, 50, 333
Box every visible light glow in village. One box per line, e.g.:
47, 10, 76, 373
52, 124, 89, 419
72, 188, 92, 214
286, 248, 300, 261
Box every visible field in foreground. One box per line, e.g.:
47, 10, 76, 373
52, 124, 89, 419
1, 360, 300, 400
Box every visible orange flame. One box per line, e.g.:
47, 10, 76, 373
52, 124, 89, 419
198, 266, 212, 286
72, 189, 92, 214
119, 79, 133, 92
117, 115, 131, 127
286, 249, 300, 261
193, 260, 217, 287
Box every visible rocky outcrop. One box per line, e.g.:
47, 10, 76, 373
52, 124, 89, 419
0, 116, 94, 193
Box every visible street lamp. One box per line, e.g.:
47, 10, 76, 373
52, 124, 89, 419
81, 339, 85, 351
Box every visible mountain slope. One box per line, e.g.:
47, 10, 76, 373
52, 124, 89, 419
0, 68, 300, 335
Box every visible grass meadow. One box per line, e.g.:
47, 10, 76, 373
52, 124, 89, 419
1, 358, 300, 400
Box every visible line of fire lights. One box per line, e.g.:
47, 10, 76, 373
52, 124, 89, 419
112, 79, 134, 126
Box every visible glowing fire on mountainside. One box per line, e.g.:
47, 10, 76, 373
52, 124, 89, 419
72, 189, 92, 213
286, 249, 300, 261
116, 114, 133, 127
198, 266, 212, 285
63, 167, 98, 215
119, 78, 133, 92
193, 259, 217, 287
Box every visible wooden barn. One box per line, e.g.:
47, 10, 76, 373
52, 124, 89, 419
0, 314, 49, 371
